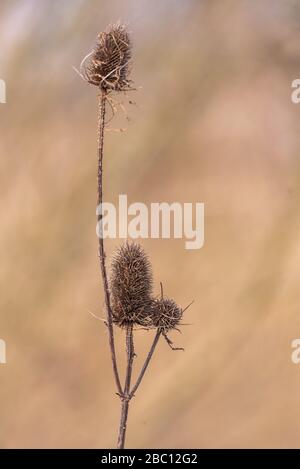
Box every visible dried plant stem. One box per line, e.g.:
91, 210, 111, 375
124, 324, 135, 395
117, 398, 130, 449
118, 328, 160, 449
117, 324, 135, 449
97, 91, 122, 396
97, 90, 161, 449
129, 330, 161, 399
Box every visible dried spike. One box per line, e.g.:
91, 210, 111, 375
83, 22, 133, 92
110, 242, 153, 328
150, 297, 183, 333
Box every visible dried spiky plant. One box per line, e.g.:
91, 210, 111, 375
80, 22, 133, 92
79, 23, 189, 449
110, 242, 153, 328
151, 297, 183, 332
150, 296, 185, 351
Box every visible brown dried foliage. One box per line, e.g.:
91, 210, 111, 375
110, 241, 183, 333
151, 297, 183, 333
83, 22, 132, 92
110, 242, 153, 327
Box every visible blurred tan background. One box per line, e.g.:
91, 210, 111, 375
1, 0, 300, 448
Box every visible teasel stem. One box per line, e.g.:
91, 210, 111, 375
97, 91, 123, 397
117, 327, 161, 448
129, 330, 161, 399
124, 324, 135, 395
117, 329, 161, 448
97, 91, 160, 449
117, 324, 135, 449
117, 398, 130, 449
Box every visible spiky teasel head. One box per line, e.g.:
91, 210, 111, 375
110, 242, 153, 328
150, 297, 183, 333
83, 22, 132, 92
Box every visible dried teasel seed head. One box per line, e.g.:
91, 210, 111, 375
110, 242, 153, 327
83, 22, 132, 92
150, 297, 183, 333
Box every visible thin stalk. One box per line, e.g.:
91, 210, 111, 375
97, 91, 161, 449
97, 91, 122, 396
117, 324, 135, 449
129, 330, 161, 399
117, 398, 130, 449
124, 324, 135, 395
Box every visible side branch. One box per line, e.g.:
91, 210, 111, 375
129, 330, 161, 399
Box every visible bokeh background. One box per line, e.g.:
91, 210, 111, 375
1, 0, 300, 449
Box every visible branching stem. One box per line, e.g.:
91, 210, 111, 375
97, 91, 123, 396
97, 91, 161, 450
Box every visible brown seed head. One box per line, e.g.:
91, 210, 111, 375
150, 297, 183, 333
110, 242, 153, 327
84, 22, 132, 92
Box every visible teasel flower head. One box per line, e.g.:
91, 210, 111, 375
82, 22, 132, 92
150, 297, 183, 333
110, 242, 153, 328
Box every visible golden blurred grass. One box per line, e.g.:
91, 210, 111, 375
1, 0, 300, 448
